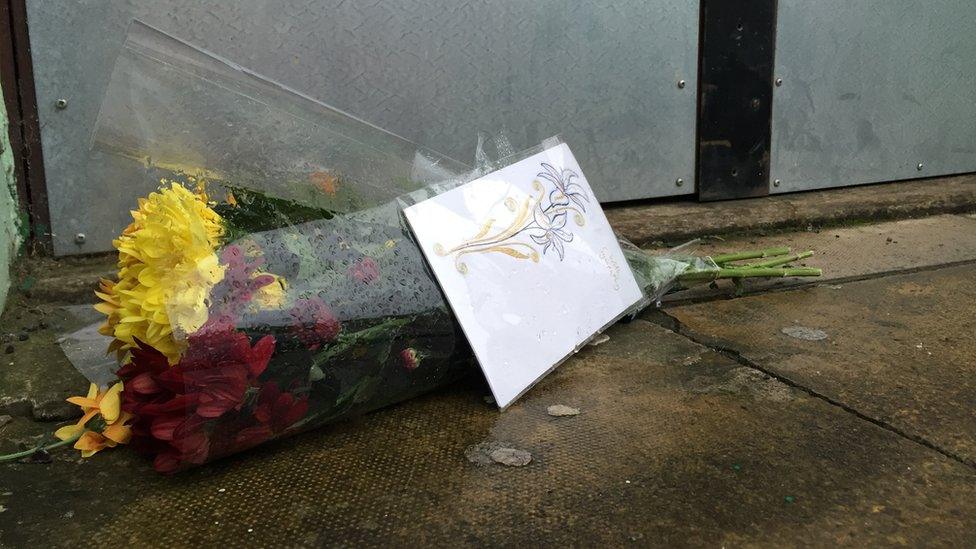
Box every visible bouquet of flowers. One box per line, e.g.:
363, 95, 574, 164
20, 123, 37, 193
0, 22, 820, 472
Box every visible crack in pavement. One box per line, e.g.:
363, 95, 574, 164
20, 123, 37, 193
642, 313, 976, 471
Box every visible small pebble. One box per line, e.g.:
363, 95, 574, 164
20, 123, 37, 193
547, 404, 581, 417
16, 333, 28, 342
587, 333, 610, 347
781, 326, 828, 341
483, 395, 495, 405
489, 447, 532, 467
3, 345, 12, 354
217, 488, 226, 493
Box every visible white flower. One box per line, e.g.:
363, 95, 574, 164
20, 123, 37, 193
529, 203, 573, 260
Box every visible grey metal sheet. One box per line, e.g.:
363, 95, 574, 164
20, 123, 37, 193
26, 0, 699, 255
770, 0, 976, 194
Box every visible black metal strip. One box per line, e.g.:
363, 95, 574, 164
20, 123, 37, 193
2, 0, 51, 253
696, 0, 777, 201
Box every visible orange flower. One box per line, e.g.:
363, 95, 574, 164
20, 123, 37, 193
65, 382, 123, 425
71, 413, 134, 458
310, 171, 339, 196
54, 382, 132, 458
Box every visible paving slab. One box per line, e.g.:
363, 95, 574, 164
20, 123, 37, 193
3, 320, 975, 546
648, 214, 976, 302
669, 263, 976, 467
0, 296, 89, 421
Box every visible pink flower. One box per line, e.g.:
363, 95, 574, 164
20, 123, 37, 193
399, 348, 421, 372
289, 296, 341, 350
348, 257, 380, 285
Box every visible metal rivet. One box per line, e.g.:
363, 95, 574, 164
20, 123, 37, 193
773, 179, 781, 187
675, 178, 684, 187
74, 233, 86, 244
750, 98, 761, 109
677, 79, 686, 89
916, 162, 924, 171
774, 78, 783, 87
55, 98, 68, 109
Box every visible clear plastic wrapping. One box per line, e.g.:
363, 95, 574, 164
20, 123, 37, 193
71, 21, 812, 473
88, 22, 477, 473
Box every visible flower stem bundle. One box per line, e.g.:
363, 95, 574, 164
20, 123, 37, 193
622, 242, 822, 302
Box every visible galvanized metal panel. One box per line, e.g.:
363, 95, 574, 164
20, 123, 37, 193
26, 0, 699, 255
770, 0, 976, 194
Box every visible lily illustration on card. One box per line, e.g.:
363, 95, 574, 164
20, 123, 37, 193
433, 163, 590, 274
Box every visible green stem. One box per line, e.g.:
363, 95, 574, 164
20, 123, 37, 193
710, 246, 791, 265
743, 250, 814, 268
0, 435, 78, 463
678, 267, 822, 282
312, 316, 411, 369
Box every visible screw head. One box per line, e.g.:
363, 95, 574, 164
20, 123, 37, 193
916, 162, 924, 171
675, 177, 684, 187
774, 78, 783, 87
773, 179, 781, 187
677, 79, 686, 89
55, 98, 68, 109
74, 233, 86, 244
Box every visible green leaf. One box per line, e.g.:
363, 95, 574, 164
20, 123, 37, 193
214, 184, 336, 237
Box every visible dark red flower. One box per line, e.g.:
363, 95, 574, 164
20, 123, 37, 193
234, 383, 308, 449
254, 383, 309, 432
289, 296, 340, 350
347, 256, 380, 285
117, 333, 275, 474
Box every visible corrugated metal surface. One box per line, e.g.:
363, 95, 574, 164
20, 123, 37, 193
26, 0, 699, 255
770, 0, 976, 194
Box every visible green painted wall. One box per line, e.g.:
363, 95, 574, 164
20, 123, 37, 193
0, 83, 22, 313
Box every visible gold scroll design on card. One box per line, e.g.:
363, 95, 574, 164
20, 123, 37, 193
434, 163, 589, 274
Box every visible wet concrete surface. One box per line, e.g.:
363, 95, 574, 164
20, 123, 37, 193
669, 263, 976, 467
0, 295, 89, 421
3, 320, 976, 546
4, 209, 976, 546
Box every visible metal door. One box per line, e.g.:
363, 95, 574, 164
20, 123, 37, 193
25, 0, 700, 255
769, 0, 976, 194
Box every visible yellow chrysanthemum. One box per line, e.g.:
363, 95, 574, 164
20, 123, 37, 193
96, 182, 225, 364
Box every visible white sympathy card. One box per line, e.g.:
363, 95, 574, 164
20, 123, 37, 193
404, 142, 643, 408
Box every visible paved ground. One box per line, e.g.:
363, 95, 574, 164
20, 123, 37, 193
1, 209, 975, 546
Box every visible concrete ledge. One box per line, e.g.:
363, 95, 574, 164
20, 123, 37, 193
607, 174, 976, 246
9, 174, 976, 304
